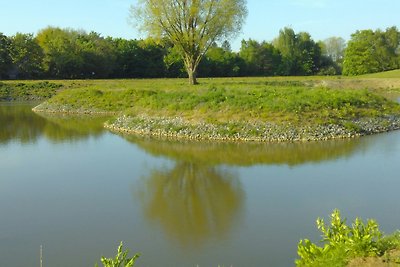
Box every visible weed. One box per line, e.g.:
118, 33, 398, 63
96, 242, 140, 267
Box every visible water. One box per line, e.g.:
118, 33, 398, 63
1, 103, 400, 267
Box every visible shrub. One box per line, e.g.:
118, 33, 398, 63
96, 242, 140, 267
296, 209, 383, 266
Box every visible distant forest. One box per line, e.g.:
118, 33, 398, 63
0, 26, 399, 79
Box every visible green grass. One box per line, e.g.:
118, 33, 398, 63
0, 81, 61, 101
0, 81, 62, 101
360, 69, 400, 78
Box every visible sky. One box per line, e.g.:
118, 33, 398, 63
1, 0, 399, 51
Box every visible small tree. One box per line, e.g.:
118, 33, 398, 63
131, 0, 247, 85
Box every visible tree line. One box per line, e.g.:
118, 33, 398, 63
0, 26, 399, 80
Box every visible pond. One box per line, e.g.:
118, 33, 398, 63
1, 103, 400, 267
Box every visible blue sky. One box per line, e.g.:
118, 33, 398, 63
1, 0, 399, 51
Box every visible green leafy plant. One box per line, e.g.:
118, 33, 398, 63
96, 242, 140, 267
296, 209, 383, 266
377, 230, 400, 259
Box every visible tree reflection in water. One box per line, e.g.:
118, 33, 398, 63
138, 161, 244, 247
127, 135, 368, 167
126, 132, 377, 248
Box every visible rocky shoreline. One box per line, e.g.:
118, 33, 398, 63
104, 114, 400, 142
32, 103, 117, 115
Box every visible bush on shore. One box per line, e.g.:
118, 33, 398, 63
296, 210, 400, 266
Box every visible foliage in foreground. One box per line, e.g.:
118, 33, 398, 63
296, 210, 400, 266
96, 242, 140, 267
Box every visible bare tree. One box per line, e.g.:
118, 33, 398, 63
323, 37, 346, 63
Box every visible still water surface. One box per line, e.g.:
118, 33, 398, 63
1, 103, 400, 267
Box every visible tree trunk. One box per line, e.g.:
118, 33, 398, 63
184, 55, 199, 85
188, 68, 198, 85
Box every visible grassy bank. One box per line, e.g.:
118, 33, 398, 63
361, 69, 400, 78
21, 76, 400, 141
0, 81, 61, 101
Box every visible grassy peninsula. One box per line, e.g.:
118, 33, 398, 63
29, 76, 400, 142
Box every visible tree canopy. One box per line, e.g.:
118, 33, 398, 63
273, 28, 323, 76
343, 27, 400, 76
9, 33, 44, 79
1, 26, 400, 80
131, 0, 248, 85
239, 39, 281, 76
0, 33, 12, 79
36, 27, 115, 79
